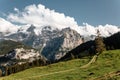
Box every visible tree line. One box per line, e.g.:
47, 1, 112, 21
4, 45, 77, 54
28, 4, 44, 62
0, 58, 47, 76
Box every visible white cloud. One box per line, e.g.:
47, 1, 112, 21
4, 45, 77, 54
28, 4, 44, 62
97, 24, 120, 36
0, 17, 19, 33
6, 4, 120, 37
14, 8, 19, 13
8, 4, 78, 30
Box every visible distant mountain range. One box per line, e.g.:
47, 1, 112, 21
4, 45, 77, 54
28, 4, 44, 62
0, 24, 120, 61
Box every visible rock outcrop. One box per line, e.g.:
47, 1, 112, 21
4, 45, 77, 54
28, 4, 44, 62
42, 28, 83, 60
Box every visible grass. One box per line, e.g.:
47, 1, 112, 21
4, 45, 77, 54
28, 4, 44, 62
0, 50, 120, 80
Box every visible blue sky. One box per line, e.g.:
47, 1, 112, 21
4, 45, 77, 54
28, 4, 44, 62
0, 0, 120, 26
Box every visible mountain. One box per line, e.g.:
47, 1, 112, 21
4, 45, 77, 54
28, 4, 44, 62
0, 25, 83, 61
0, 24, 120, 78
42, 28, 83, 60
0, 24, 119, 61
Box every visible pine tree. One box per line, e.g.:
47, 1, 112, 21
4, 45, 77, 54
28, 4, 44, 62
95, 30, 106, 55
80, 30, 106, 68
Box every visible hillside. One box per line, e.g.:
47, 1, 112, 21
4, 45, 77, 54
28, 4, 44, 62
0, 40, 33, 55
0, 50, 120, 80
0, 40, 46, 70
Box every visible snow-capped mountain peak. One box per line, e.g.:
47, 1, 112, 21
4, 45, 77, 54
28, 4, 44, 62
16, 24, 58, 36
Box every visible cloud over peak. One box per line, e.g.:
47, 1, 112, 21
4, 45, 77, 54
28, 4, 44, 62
8, 4, 78, 29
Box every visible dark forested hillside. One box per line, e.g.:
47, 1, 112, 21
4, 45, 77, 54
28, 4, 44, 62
58, 40, 95, 61
59, 32, 120, 61
104, 32, 120, 50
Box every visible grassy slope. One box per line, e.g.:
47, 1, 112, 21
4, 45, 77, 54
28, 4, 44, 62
0, 50, 120, 80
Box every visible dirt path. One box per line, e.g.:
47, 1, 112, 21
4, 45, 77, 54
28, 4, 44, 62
17, 68, 76, 80
16, 70, 120, 80
80, 55, 98, 68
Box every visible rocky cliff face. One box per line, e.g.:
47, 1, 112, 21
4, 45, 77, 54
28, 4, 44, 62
42, 28, 83, 60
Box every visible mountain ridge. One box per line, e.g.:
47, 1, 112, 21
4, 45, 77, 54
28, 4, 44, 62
0, 24, 120, 61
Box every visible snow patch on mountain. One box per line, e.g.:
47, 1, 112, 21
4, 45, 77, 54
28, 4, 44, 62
14, 23, 120, 38
15, 48, 39, 60
17, 24, 30, 33
4, 48, 40, 60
